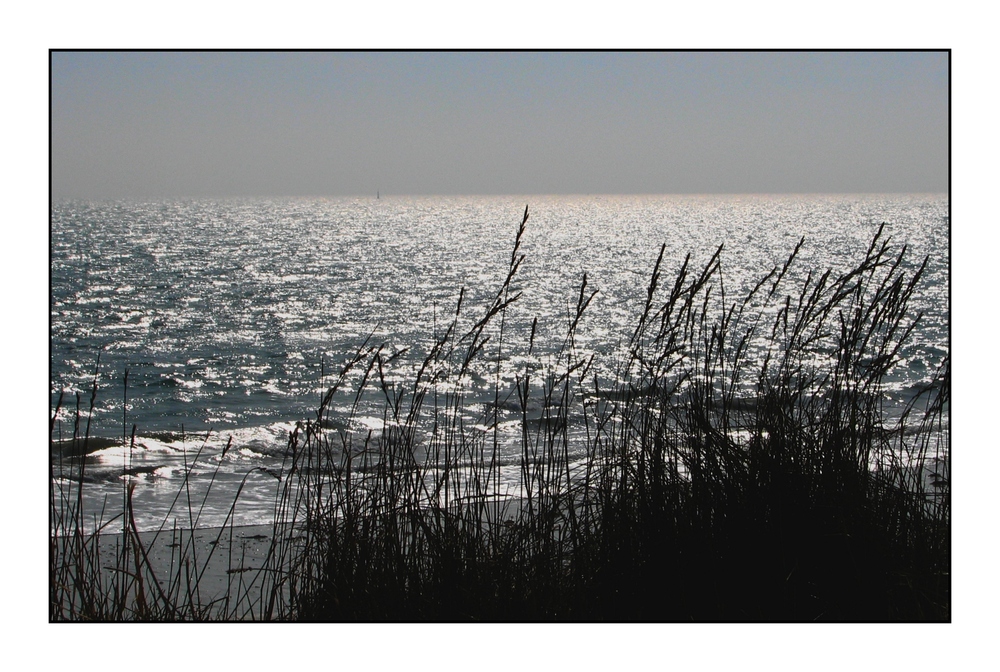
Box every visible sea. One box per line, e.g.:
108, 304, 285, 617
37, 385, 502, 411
50, 194, 949, 531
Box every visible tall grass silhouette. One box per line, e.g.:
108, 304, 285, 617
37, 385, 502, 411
50, 205, 949, 621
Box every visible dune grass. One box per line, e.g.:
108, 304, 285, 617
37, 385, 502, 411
50, 205, 949, 621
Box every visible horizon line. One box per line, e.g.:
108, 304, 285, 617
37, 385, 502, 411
51, 191, 950, 202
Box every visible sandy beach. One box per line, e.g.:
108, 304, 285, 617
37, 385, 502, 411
53, 523, 306, 620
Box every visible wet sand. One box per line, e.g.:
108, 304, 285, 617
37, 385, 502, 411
56, 523, 304, 620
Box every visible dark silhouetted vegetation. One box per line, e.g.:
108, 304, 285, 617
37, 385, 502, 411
51, 206, 949, 621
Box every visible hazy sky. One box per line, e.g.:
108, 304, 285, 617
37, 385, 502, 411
51, 51, 948, 198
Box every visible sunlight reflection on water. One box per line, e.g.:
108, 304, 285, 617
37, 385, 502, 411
51, 194, 948, 529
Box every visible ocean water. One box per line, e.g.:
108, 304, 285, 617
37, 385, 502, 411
50, 194, 949, 531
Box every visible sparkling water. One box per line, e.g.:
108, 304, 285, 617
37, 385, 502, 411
50, 194, 949, 530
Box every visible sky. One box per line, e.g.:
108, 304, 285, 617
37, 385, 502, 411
50, 50, 948, 199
